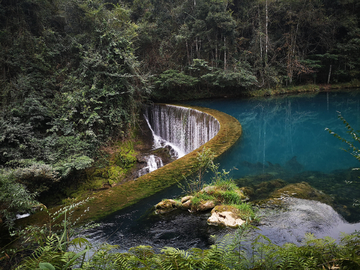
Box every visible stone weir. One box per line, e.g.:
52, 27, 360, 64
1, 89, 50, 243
19, 105, 242, 226
144, 104, 221, 158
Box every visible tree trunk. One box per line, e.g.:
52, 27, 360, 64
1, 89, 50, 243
265, 0, 269, 57
224, 36, 227, 70
327, 65, 332, 84
186, 40, 191, 66
258, 5, 263, 60
215, 43, 218, 68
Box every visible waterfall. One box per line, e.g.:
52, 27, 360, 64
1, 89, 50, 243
138, 155, 164, 177
144, 104, 220, 158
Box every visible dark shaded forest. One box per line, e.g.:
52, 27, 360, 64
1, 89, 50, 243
0, 0, 360, 232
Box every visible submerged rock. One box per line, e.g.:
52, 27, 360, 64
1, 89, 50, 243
285, 156, 304, 173
267, 181, 334, 206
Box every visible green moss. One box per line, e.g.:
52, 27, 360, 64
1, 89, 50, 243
190, 196, 202, 206
212, 203, 255, 221
242, 82, 360, 99
220, 190, 242, 205
112, 141, 137, 169
81, 139, 139, 190
269, 182, 333, 205
108, 166, 125, 181
187, 180, 248, 211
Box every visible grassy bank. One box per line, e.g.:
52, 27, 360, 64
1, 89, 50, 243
18, 106, 242, 227
243, 80, 360, 98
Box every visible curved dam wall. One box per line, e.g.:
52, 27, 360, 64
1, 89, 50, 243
20, 105, 242, 226
144, 104, 220, 157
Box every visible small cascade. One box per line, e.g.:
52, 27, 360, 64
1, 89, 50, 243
147, 155, 164, 172
144, 116, 185, 158
138, 155, 164, 177
144, 104, 220, 158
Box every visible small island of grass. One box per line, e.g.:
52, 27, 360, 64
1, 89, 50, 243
155, 149, 256, 228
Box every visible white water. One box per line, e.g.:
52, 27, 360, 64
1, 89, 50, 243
254, 197, 360, 245
144, 116, 185, 158
144, 104, 220, 158
138, 155, 164, 177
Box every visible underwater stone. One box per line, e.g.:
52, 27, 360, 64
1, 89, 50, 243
268, 181, 334, 206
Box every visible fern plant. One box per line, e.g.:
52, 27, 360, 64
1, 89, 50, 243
325, 111, 360, 164
13, 199, 92, 270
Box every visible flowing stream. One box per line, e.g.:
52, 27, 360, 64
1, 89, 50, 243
82, 90, 360, 251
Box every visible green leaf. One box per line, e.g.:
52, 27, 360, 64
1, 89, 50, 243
38, 262, 56, 270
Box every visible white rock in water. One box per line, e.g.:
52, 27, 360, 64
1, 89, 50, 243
208, 211, 245, 228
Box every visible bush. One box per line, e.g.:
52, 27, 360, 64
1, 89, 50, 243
0, 169, 38, 230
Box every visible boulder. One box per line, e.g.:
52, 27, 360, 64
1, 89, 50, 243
268, 181, 334, 206
181, 196, 193, 203
181, 196, 193, 209
195, 200, 215, 212
155, 199, 181, 214
208, 210, 245, 228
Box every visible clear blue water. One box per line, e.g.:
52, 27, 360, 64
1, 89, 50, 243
83, 90, 360, 251
184, 90, 360, 175
183, 90, 360, 223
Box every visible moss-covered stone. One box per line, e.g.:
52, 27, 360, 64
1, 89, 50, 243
258, 181, 334, 209
271, 182, 333, 203
155, 199, 182, 214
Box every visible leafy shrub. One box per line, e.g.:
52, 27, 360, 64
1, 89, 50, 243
0, 169, 38, 229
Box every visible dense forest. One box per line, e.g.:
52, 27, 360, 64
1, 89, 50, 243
0, 0, 360, 268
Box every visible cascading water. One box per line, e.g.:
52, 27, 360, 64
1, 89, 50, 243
144, 104, 220, 158
138, 155, 164, 177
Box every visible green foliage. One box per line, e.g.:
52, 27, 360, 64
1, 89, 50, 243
155, 70, 199, 91
0, 0, 152, 210
13, 163, 59, 193
178, 147, 217, 195
10, 198, 92, 270
0, 169, 38, 230
231, 204, 256, 221
200, 64, 257, 89
326, 112, 360, 164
